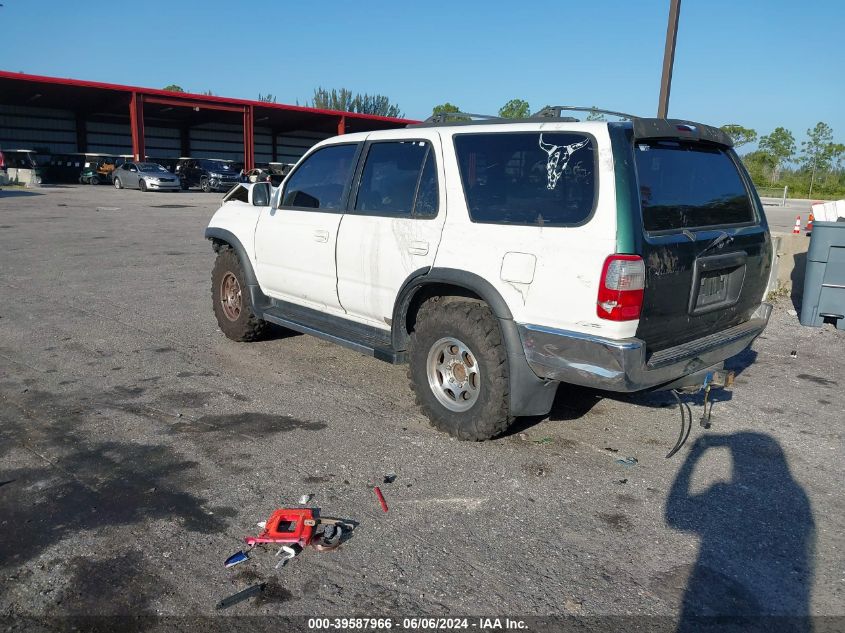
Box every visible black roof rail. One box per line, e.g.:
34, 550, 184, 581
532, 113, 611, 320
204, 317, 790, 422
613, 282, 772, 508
411, 111, 504, 127
532, 105, 639, 120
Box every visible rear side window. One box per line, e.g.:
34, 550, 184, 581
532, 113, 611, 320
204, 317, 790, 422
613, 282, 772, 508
354, 141, 436, 218
283, 144, 357, 210
635, 142, 755, 231
454, 132, 596, 226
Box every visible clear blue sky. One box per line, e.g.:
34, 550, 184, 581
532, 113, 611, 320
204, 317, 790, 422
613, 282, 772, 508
2, 0, 843, 150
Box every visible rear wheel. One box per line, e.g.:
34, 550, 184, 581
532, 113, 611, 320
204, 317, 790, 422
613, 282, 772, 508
211, 247, 269, 341
113, 177, 122, 189
200, 177, 212, 193
89, 175, 100, 185
408, 300, 512, 440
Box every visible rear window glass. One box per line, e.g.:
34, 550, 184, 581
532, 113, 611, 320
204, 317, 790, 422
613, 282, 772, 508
635, 142, 755, 231
454, 132, 596, 226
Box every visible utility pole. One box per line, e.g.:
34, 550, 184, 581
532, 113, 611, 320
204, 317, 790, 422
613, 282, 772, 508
657, 0, 682, 118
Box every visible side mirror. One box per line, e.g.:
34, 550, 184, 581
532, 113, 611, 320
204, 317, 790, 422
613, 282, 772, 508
252, 185, 270, 207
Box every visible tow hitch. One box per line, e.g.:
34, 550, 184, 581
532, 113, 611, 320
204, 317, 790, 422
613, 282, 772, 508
665, 369, 735, 458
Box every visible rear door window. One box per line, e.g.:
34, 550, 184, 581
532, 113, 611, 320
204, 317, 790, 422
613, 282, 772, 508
454, 132, 596, 226
282, 144, 358, 210
353, 140, 432, 217
635, 141, 756, 231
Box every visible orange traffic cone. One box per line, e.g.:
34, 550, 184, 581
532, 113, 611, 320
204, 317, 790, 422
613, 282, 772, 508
805, 213, 814, 236
792, 216, 801, 234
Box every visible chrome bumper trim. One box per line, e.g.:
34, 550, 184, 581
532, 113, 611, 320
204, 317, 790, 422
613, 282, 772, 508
517, 303, 772, 392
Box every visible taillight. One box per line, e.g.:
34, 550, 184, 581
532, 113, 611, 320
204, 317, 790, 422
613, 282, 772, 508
0, 151, 5, 169
597, 255, 645, 321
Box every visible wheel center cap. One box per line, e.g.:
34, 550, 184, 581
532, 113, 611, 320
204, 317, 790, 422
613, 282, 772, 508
451, 362, 468, 383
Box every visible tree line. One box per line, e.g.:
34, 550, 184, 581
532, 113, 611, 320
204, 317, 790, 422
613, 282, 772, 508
723, 123, 845, 198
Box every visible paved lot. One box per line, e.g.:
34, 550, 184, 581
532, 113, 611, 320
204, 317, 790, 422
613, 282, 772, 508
760, 197, 817, 232
0, 185, 843, 629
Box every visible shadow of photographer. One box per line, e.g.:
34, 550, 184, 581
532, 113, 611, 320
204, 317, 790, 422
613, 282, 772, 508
666, 432, 815, 632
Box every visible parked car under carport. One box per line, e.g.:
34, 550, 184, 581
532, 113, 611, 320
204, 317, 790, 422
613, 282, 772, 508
112, 162, 181, 192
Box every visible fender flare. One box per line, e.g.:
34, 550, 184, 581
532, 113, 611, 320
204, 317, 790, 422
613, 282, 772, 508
391, 267, 514, 350
204, 227, 270, 310
390, 267, 555, 417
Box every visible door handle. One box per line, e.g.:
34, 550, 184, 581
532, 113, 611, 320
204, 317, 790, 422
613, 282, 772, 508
313, 229, 329, 243
408, 241, 429, 256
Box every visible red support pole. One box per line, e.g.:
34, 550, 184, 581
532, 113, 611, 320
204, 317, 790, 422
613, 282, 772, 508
243, 105, 254, 170
337, 115, 346, 136
129, 92, 145, 161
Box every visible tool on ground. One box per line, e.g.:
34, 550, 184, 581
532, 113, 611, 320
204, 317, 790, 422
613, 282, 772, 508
312, 523, 344, 551
224, 551, 250, 568
374, 486, 388, 512
216, 583, 265, 610
383, 473, 397, 484
299, 494, 312, 504
242, 508, 354, 556
274, 544, 299, 569
245, 508, 317, 548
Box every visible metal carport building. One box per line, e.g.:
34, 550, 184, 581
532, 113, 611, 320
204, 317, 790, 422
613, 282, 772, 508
0, 71, 414, 170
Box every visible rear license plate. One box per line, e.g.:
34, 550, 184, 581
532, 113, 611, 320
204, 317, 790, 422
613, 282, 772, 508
696, 272, 729, 309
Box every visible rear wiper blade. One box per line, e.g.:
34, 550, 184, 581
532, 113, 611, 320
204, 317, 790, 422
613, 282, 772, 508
697, 231, 734, 257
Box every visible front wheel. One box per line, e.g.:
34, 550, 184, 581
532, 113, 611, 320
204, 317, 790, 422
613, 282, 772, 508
408, 300, 512, 440
89, 175, 100, 185
139, 179, 148, 192
113, 177, 122, 189
200, 177, 212, 193
211, 247, 269, 341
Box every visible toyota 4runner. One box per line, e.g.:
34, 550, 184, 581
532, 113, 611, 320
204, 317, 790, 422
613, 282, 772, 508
205, 107, 773, 440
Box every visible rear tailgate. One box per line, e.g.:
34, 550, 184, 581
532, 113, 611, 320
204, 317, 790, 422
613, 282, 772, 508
630, 123, 772, 354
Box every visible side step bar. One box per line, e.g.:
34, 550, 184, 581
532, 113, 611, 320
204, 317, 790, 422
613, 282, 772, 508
261, 300, 405, 364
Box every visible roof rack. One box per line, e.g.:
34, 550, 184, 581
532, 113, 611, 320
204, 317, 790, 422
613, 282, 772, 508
532, 105, 639, 120
414, 111, 503, 126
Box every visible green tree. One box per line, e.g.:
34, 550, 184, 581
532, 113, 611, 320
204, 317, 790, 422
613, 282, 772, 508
720, 124, 757, 148
163, 84, 184, 92
758, 127, 796, 184
800, 122, 843, 196
431, 102, 467, 122
498, 99, 530, 119
586, 106, 606, 122
742, 150, 777, 185
309, 87, 402, 117
258, 93, 277, 103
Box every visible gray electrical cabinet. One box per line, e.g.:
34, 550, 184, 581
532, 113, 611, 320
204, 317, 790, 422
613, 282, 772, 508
800, 221, 845, 330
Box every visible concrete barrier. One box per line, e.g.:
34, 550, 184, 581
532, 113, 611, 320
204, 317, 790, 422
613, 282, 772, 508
770, 231, 809, 302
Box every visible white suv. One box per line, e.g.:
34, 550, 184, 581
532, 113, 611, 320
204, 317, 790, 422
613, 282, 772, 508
205, 108, 773, 440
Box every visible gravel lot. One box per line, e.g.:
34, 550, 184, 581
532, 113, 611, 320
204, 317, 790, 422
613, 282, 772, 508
0, 185, 843, 630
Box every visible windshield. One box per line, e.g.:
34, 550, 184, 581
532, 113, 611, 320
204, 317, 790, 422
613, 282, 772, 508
138, 163, 169, 173
200, 160, 234, 171
635, 141, 756, 231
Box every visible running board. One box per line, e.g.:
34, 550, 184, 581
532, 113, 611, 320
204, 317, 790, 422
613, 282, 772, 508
261, 300, 405, 364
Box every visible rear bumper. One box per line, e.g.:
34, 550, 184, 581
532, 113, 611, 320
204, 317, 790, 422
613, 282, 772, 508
517, 303, 772, 392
